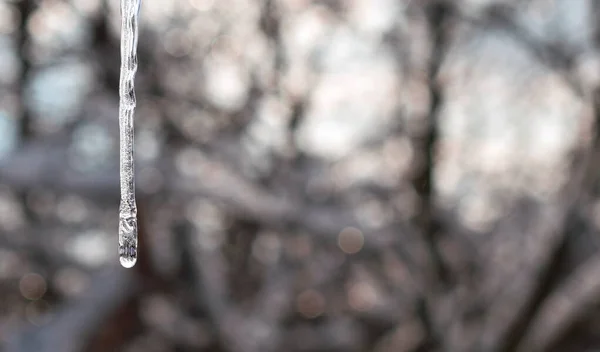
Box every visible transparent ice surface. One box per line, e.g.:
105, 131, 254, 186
118, 0, 141, 268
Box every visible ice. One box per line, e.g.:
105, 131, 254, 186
118, 0, 141, 268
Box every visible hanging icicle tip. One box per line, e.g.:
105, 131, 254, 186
117, 0, 141, 268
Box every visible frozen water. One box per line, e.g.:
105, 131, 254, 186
118, 0, 141, 268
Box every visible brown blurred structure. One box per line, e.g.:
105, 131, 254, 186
1, 0, 600, 351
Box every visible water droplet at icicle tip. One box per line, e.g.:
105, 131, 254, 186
117, 0, 141, 268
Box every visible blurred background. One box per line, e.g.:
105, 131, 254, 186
0, 0, 599, 351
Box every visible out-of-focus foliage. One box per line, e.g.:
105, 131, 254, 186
1, 0, 600, 351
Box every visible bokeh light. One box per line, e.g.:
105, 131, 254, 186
19, 273, 47, 300
337, 227, 364, 255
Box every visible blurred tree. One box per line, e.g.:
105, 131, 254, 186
1, 0, 600, 351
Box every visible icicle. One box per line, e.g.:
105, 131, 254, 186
118, 0, 141, 268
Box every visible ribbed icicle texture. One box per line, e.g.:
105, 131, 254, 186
118, 0, 141, 268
